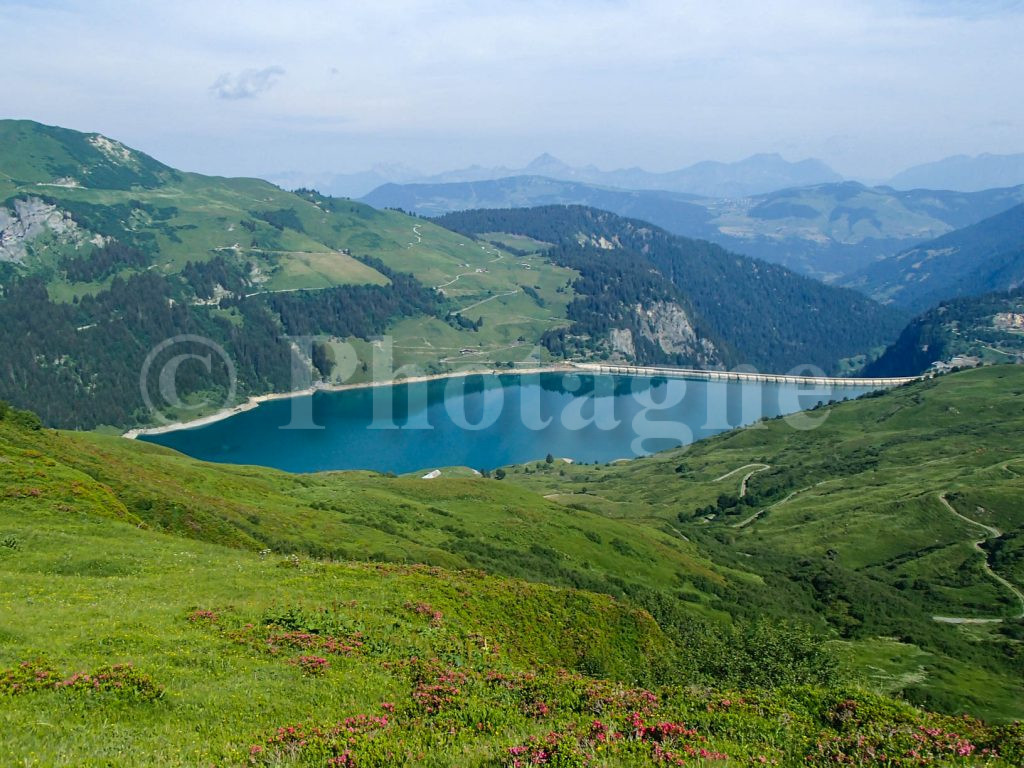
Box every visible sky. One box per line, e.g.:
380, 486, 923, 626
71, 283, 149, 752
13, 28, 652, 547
2, 0, 1023, 181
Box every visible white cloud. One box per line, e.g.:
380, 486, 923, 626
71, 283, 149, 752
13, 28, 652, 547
210, 66, 285, 100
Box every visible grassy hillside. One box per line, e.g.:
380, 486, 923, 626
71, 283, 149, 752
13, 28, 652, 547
0, 121, 580, 428
4, 387, 1024, 764
503, 366, 1024, 720
8, 485, 1022, 766
0, 410, 726, 600
4, 367, 1024, 724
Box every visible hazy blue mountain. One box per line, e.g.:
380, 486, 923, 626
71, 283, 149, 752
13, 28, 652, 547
888, 153, 1024, 192
361, 176, 713, 232
421, 152, 844, 197
842, 203, 1024, 312
704, 182, 1024, 279
289, 152, 841, 199
267, 164, 423, 198
363, 177, 1024, 280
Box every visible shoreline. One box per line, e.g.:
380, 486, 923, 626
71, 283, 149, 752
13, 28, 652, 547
122, 365, 576, 439
122, 362, 917, 439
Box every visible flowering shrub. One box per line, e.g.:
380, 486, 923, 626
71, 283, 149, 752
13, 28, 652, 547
507, 731, 590, 767
409, 658, 468, 715
248, 715, 392, 766
404, 601, 443, 626
193, 607, 366, 670
807, 725, 1000, 766
264, 630, 365, 657
584, 679, 660, 717
503, 711, 728, 767
0, 660, 61, 694
291, 655, 331, 676
0, 660, 162, 701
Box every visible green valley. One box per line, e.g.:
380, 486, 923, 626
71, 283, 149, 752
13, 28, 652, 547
2, 367, 1024, 764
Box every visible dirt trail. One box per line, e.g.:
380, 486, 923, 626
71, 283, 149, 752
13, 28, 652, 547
714, 463, 770, 498
434, 241, 505, 290
732, 485, 809, 529
932, 493, 1024, 624
456, 290, 519, 314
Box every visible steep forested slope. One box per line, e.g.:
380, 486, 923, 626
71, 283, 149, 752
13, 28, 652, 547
864, 288, 1024, 376
438, 206, 906, 373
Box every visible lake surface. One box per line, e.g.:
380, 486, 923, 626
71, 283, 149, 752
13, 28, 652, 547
141, 372, 877, 474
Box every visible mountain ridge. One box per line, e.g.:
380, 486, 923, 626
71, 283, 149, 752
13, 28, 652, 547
888, 152, 1024, 192
272, 151, 844, 199
842, 203, 1024, 312
363, 175, 1024, 280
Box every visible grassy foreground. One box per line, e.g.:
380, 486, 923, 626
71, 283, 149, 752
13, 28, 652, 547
2, 368, 1024, 764
505, 366, 1024, 721
2, 470, 1022, 766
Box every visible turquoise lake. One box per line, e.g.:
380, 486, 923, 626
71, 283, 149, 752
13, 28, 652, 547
141, 373, 877, 474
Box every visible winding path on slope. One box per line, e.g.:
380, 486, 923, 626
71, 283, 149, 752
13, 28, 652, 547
407, 224, 423, 248
732, 485, 811, 529
714, 463, 770, 498
932, 493, 1024, 625
434, 271, 478, 290
433, 241, 505, 291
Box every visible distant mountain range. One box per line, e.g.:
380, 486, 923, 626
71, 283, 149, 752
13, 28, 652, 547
887, 152, 1024, 192
362, 177, 1024, 280
842, 203, 1024, 313
272, 152, 844, 199
274, 150, 1024, 201
362, 175, 713, 231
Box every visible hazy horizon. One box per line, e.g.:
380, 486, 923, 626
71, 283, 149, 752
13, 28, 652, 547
3, 1, 1023, 181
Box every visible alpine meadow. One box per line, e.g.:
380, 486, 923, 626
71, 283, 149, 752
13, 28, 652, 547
2, 3, 1024, 767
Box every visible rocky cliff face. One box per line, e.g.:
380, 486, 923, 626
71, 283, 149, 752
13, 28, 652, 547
609, 301, 719, 365
0, 197, 82, 263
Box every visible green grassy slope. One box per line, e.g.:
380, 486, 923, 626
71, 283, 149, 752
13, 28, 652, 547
0, 411, 724, 601
3, 368, 1024, 725
0, 121, 578, 428
504, 366, 1024, 719
0, 119, 572, 321
3, 399, 1024, 765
